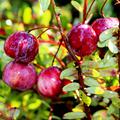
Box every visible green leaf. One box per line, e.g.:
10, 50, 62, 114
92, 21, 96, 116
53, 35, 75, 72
97, 40, 108, 48
79, 90, 91, 106
84, 77, 100, 87
99, 27, 118, 42
71, 1, 83, 13
107, 104, 120, 118
108, 40, 118, 54
63, 83, 80, 92
63, 112, 86, 119
112, 97, 120, 108
103, 90, 118, 98
60, 68, 78, 80
86, 87, 104, 95
39, 0, 50, 12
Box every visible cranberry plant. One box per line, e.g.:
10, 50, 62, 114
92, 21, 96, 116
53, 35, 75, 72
0, 0, 120, 119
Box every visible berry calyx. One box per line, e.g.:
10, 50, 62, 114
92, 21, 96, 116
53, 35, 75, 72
4, 31, 39, 63
91, 17, 119, 39
68, 24, 97, 57
3, 61, 37, 91
37, 66, 62, 98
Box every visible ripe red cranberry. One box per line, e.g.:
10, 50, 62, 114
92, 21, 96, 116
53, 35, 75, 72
91, 17, 119, 38
3, 61, 37, 91
4, 31, 39, 63
37, 66, 62, 98
68, 24, 97, 57
0, 28, 6, 35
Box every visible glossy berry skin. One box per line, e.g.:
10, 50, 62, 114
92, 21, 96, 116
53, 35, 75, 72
91, 17, 119, 38
3, 61, 37, 91
4, 31, 39, 63
37, 67, 62, 98
68, 24, 97, 57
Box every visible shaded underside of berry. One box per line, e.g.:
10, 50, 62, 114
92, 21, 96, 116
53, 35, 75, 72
3, 61, 37, 91
37, 66, 62, 98
4, 31, 39, 63
68, 24, 97, 57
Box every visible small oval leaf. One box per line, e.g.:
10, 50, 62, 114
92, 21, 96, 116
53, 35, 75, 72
39, 0, 50, 11
60, 68, 78, 80
71, 1, 83, 13
99, 27, 118, 42
108, 40, 118, 54
63, 83, 80, 92
63, 112, 86, 119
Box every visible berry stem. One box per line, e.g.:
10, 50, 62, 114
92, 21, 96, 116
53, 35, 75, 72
84, 0, 95, 23
33, 63, 45, 70
28, 25, 58, 33
49, 52, 65, 68
83, 0, 88, 23
100, 0, 108, 18
51, 0, 91, 119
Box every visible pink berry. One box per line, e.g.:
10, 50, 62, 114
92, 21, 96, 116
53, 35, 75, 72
3, 61, 37, 91
91, 17, 119, 38
4, 31, 39, 63
37, 67, 62, 98
68, 24, 97, 57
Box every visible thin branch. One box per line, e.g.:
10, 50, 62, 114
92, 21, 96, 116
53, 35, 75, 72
83, 0, 88, 23
49, 51, 65, 68
84, 0, 95, 22
28, 25, 58, 33
51, 0, 91, 119
101, 0, 108, 18
33, 63, 45, 70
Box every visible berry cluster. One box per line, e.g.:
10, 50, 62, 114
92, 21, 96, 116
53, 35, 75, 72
67, 17, 119, 57
3, 31, 71, 98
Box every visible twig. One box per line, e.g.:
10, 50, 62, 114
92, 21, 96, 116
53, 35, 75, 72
49, 51, 65, 68
28, 25, 58, 33
51, 0, 91, 119
84, 0, 95, 23
101, 0, 108, 18
83, 0, 88, 23
48, 105, 53, 120
33, 63, 45, 70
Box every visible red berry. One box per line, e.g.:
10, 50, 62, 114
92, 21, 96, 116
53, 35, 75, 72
4, 31, 39, 63
68, 24, 97, 57
91, 17, 119, 38
0, 28, 6, 35
3, 61, 37, 91
37, 67, 62, 98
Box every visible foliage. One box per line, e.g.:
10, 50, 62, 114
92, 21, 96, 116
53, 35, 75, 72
0, 0, 120, 120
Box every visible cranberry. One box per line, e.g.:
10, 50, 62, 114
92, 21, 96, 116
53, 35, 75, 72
4, 31, 39, 63
37, 67, 62, 98
3, 61, 37, 91
0, 28, 6, 35
67, 24, 97, 57
91, 17, 119, 39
